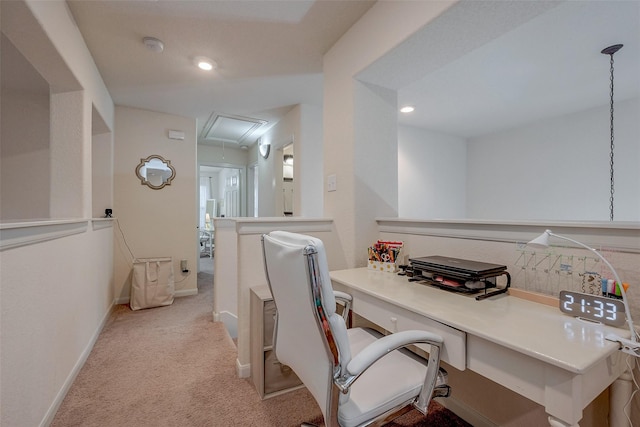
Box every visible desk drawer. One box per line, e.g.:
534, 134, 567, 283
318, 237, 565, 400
350, 290, 466, 370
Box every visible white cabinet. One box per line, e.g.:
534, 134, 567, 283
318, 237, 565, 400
250, 286, 302, 399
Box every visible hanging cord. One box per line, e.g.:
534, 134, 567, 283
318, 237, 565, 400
601, 44, 623, 221
115, 218, 136, 267
115, 218, 191, 285
608, 52, 615, 221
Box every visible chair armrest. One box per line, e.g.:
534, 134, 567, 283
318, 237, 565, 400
345, 330, 443, 377
336, 330, 447, 412
333, 290, 352, 303
334, 291, 352, 323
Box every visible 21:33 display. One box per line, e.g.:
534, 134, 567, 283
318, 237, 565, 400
559, 290, 626, 327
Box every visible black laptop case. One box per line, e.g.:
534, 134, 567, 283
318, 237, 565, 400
407, 255, 510, 300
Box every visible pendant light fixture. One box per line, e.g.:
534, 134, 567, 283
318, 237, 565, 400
601, 44, 623, 221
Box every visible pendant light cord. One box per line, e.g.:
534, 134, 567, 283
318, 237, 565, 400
601, 44, 622, 222
608, 52, 615, 222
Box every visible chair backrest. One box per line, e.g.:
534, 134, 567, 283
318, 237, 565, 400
261, 231, 350, 422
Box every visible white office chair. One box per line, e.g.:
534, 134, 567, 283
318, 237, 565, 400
261, 231, 450, 427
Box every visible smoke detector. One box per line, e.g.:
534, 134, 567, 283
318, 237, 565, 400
143, 37, 164, 53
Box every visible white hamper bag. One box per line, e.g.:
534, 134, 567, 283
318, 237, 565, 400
130, 258, 175, 310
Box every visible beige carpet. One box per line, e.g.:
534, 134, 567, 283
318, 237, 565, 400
51, 269, 471, 427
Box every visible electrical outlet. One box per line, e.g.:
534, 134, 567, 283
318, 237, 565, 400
180, 259, 188, 272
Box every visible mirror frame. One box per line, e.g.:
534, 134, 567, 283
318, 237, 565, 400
135, 154, 176, 190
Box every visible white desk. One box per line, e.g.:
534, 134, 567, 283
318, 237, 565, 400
330, 268, 631, 427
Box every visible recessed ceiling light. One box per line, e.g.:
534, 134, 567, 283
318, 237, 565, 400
198, 61, 213, 71
400, 106, 415, 113
195, 57, 216, 71
142, 36, 164, 53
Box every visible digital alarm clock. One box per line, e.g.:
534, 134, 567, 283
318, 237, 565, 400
559, 290, 626, 327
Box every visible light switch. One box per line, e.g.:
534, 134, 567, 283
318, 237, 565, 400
327, 174, 337, 192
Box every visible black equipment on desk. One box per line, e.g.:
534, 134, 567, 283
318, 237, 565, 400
406, 256, 510, 301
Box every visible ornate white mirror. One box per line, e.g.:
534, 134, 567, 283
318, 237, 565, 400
135, 155, 176, 190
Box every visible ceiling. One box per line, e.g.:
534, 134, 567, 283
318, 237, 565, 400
388, 0, 640, 138
67, 1, 639, 145
66, 0, 376, 147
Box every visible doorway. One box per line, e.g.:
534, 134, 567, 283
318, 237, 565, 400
197, 164, 245, 272
248, 162, 258, 217
282, 143, 294, 216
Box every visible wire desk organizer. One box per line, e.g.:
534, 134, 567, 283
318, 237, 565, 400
513, 242, 620, 298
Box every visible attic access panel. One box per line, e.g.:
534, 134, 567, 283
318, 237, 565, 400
200, 113, 267, 145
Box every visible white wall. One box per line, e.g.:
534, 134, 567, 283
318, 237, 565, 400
297, 104, 323, 217
198, 143, 248, 167
257, 104, 323, 217
398, 126, 467, 218
323, 1, 456, 268
113, 106, 198, 302
397, 99, 640, 222
258, 108, 297, 217
467, 98, 640, 221
92, 130, 114, 218
50, 91, 86, 218
1, 224, 115, 426
10, 0, 113, 126
0, 1, 115, 426
0, 34, 51, 220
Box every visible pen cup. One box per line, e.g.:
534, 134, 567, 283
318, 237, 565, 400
367, 260, 398, 273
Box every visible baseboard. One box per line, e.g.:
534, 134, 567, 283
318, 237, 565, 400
40, 300, 116, 427
175, 288, 197, 297
236, 358, 251, 379
215, 311, 238, 339
115, 296, 129, 305
115, 288, 198, 306
437, 396, 497, 427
